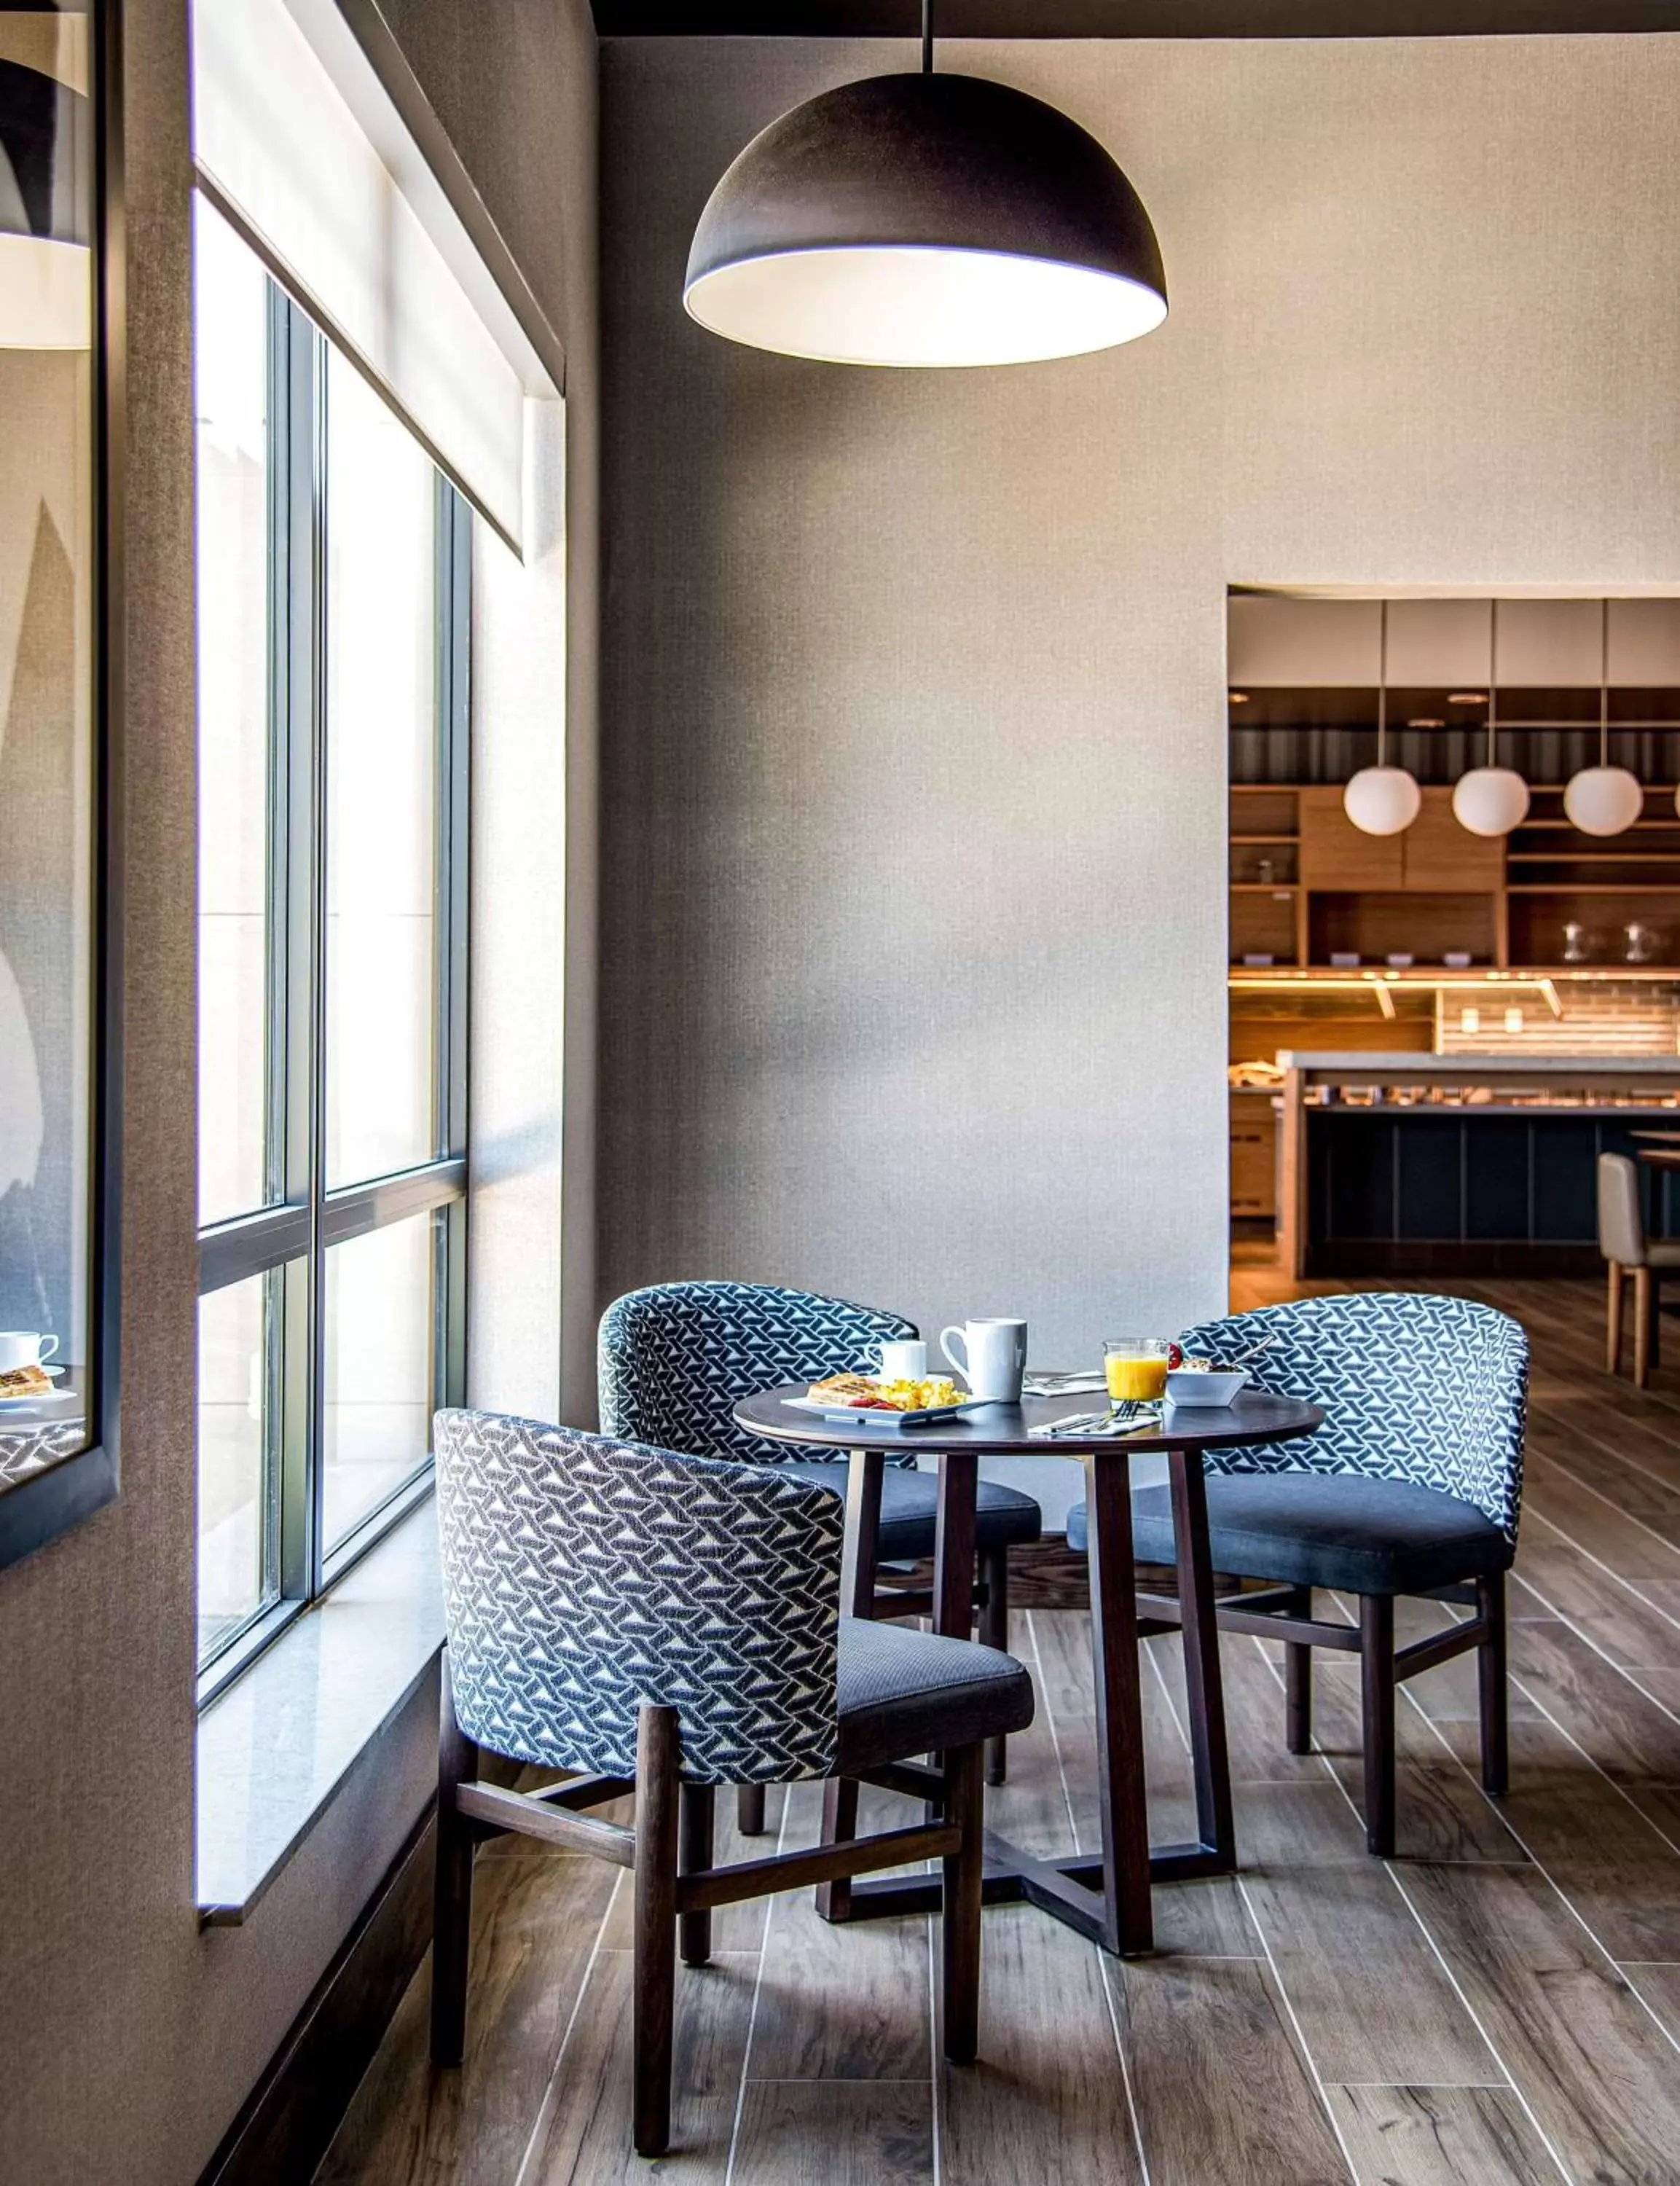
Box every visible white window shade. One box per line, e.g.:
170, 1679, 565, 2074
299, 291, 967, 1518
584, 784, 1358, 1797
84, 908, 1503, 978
192, 0, 557, 549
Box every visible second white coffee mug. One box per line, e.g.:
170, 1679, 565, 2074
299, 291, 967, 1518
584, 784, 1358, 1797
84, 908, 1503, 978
939, 1317, 1027, 1403
879, 1338, 928, 1381
0, 1331, 58, 1374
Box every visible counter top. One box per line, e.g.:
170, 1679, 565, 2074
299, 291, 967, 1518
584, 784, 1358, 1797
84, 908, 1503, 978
1280, 1051, 1680, 1075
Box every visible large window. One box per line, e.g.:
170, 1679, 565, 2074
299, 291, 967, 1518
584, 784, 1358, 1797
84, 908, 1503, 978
194, 199, 468, 1689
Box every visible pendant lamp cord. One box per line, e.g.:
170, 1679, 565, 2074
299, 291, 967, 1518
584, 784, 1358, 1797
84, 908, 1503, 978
1376, 599, 1389, 769
1600, 596, 1611, 768
922, 0, 933, 72
1488, 598, 1499, 768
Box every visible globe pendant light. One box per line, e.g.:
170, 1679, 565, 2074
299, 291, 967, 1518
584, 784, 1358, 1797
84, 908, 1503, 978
0, 54, 90, 350
1563, 600, 1643, 837
683, 0, 1166, 369
1452, 600, 1530, 837
1344, 603, 1421, 837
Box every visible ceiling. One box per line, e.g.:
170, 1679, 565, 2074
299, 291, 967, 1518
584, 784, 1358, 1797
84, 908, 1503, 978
594, 2, 1680, 36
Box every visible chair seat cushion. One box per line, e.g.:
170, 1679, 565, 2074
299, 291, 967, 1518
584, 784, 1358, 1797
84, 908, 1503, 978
1064, 1473, 1513, 1596
836, 1616, 1035, 1775
778, 1461, 1042, 1557
1645, 1242, 1680, 1269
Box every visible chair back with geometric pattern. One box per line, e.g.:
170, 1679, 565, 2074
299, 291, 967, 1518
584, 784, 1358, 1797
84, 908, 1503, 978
1177, 1293, 1527, 1541
598, 1280, 919, 1469
433, 1409, 844, 1784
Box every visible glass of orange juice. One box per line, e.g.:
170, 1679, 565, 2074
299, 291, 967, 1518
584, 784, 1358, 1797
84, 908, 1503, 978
1104, 1339, 1172, 1406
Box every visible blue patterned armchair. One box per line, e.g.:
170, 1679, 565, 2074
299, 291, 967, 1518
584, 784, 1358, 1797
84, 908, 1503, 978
1066, 1293, 1528, 1855
598, 1281, 1043, 1798
431, 1409, 1033, 2156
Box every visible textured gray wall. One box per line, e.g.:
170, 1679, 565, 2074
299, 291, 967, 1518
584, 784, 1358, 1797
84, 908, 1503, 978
599, 35, 1680, 1513
0, 4, 598, 2182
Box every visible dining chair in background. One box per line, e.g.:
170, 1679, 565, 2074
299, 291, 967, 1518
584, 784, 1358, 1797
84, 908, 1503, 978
431, 1409, 1034, 2156
597, 1280, 1043, 1823
1598, 1151, 1680, 1388
1065, 1291, 1528, 1855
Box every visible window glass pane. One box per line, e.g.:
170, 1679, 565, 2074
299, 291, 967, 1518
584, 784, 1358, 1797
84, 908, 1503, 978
197, 1272, 275, 1658
322, 1211, 433, 1551
325, 353, 436, 1187
195, 199, 272, 1226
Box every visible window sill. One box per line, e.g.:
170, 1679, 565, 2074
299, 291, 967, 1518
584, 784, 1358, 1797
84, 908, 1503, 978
196, 1495, 444, 1924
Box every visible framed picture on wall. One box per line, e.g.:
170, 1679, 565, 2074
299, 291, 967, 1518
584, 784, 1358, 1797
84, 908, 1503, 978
0, 0, 122, 1569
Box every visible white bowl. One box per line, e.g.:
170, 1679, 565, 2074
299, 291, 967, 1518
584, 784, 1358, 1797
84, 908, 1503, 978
1165, 1368, 1248, 1408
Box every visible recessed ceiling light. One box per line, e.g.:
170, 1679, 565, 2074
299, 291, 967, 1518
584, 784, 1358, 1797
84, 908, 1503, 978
1449, 692, 1488, 705
1408, 718, 1446, 729
1228, 691, 1250, 704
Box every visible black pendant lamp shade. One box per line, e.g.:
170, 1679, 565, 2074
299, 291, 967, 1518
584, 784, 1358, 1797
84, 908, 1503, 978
684, 72, 1167, 368
0, 55, 91, 348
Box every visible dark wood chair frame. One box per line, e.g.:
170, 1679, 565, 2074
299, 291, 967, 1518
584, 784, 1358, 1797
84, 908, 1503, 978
1605, 1255, 1679, 1390
1133, 1568, 1509, 1856
432, 1658, 987, 2158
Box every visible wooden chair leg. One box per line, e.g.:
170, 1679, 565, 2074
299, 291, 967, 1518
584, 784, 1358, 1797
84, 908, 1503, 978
1477, 1570, 1510, 1799
1359, 1594, 1397, 1858
815, 1775, 859, 1921
1653, 1270, 1664, 1369
736, 1784, 766, 1837
978, 1543, 1010, 1786
679, 1783, 715, 1967
431, 1652, 479, 2066
1635, 1265, 1653, 1389
633, 1705, 681, 2158
1607, 1259, 1625, 1375
941, 1741, 984, 2066
1284, 1587, 1313, 1755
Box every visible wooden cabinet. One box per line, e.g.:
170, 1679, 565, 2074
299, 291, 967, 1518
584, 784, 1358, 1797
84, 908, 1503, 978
1229, 1096, 1277, 1218
1400, 791, 1505, 890
1299, 788, 1403, 889
1298, 786, 1503, 893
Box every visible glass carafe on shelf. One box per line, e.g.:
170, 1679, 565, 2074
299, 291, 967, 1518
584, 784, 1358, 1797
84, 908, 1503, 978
1561, 922, 1592, 964
1625, 922, 1662, 965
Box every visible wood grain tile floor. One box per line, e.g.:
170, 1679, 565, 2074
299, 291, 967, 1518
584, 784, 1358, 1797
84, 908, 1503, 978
317, 1280, 1680, 2185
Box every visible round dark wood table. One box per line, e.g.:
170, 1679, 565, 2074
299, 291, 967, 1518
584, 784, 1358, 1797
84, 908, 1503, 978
732, 1385, 1324, 1956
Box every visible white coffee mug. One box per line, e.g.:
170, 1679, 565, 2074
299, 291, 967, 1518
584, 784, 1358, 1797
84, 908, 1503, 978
939, 1318, 1027, 1404
0, 1331, 58, 1374
879, 1338, 927, 1381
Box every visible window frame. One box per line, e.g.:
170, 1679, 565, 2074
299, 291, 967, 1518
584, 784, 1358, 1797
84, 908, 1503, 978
195, 274, 470, 1704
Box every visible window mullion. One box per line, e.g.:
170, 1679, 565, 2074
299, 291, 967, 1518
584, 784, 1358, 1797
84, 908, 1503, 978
270, 291, 324, 1607
302, 313, 331, 1603
436, 481, 471, 1415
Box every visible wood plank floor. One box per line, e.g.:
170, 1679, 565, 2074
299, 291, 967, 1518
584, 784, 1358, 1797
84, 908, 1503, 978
318, 1279, 1680, 2185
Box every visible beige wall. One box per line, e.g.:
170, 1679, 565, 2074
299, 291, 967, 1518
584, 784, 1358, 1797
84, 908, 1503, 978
0, 4, 598, 2182
598, 35, 1680, 1511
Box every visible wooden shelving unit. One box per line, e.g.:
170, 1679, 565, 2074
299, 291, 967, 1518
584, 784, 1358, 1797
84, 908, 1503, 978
1230, 783, 1680, 972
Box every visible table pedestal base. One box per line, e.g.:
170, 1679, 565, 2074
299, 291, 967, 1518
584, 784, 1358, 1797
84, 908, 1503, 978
823, 1830, 1233, 1955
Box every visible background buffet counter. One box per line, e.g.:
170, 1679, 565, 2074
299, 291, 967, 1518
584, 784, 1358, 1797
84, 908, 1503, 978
1274, 1051, 1680, 1277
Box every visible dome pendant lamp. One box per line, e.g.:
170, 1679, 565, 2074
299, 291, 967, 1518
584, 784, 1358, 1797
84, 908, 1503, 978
1563, 600, 1643, 838
683, 0, 1167, 368
1451, 600, 1530, 838
1344, 603, 1422, 837
0, 54, 90, 350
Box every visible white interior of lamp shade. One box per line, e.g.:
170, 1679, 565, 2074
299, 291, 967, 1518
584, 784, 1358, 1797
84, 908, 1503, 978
684, 245, 1168, 367
0, 233, 91, 349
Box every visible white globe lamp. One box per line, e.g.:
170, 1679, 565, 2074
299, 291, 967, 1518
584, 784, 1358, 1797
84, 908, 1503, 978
1344, 765, 1422, 837
1564, 765, 1642, 837
1343, 601, 1420, 837
1452, 767, 1530, 837
1563, 601, 1643, 838
1450, 602, 1529, 839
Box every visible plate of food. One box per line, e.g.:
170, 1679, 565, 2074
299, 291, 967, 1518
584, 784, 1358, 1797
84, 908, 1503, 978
790, 1373, 995, 1426
0, 1361, 76, 1416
